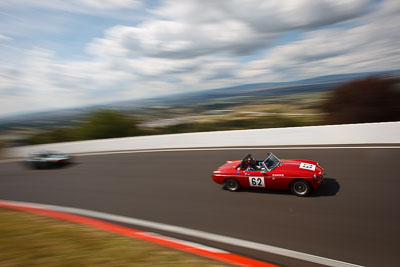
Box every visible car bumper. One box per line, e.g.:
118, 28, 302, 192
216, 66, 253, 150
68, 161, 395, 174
311, 174, 324, 189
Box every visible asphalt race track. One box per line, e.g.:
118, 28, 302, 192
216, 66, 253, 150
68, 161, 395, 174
1, 147, 399, 267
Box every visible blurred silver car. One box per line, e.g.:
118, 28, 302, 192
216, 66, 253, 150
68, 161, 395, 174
27, 151, 72, 169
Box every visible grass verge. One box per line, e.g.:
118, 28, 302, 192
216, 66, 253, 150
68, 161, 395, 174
0, 208, 231, 267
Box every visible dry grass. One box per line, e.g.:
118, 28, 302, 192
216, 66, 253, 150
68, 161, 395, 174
0, 208, 232, 267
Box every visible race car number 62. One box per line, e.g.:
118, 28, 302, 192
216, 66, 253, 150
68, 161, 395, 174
248, 177, 265, 187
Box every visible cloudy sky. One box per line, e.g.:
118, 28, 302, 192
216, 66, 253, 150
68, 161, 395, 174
0, 0, 399, 117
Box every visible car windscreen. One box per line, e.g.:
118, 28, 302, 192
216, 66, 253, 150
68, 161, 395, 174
264, 153, 280, 170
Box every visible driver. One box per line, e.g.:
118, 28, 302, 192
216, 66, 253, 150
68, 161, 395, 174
245, 156, 258, 171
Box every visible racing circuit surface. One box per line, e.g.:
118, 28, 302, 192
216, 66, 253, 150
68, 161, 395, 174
1, 147, 399, 267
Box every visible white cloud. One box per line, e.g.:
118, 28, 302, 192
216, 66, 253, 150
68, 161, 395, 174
79, 0, 141, 10
0, 0, 142, 12
88, 0, 370, 59
235, 0, 400, 82
1, 0, 400, 117
87, 19, 269, 59
154, 0, 370, 32
0, 49, 135, 116
0, 34, 12, 41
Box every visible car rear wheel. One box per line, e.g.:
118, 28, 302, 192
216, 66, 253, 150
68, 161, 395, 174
291, 179, 311, 197
225, 179, 240, 192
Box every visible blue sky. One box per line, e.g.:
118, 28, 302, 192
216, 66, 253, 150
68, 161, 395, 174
0, 0, 399, 117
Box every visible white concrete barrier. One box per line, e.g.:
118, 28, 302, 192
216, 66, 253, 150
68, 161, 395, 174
7, 121, 400, 158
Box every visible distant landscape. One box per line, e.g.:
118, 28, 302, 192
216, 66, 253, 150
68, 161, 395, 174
0, 70, 399, 148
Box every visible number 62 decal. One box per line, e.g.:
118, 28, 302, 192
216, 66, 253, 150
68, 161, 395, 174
248, 176, 265, 187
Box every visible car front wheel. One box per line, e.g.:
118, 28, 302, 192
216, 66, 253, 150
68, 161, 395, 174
225, 179, 240, 192
291, 179, 311, 197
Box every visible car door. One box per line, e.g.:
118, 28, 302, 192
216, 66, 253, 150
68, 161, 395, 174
244, 170, 268, 188
268, 168, 290, 190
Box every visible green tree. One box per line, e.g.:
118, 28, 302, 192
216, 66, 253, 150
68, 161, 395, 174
323, 77, 400, 124
79, 110, 141, 140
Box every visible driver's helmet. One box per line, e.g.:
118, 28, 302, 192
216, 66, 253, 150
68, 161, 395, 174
246, 156, 256, 165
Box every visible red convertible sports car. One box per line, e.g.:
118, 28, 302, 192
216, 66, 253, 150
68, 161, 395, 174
212, 153, 324, 196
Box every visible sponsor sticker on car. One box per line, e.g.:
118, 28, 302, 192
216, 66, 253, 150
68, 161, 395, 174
299, 163, 316, 171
